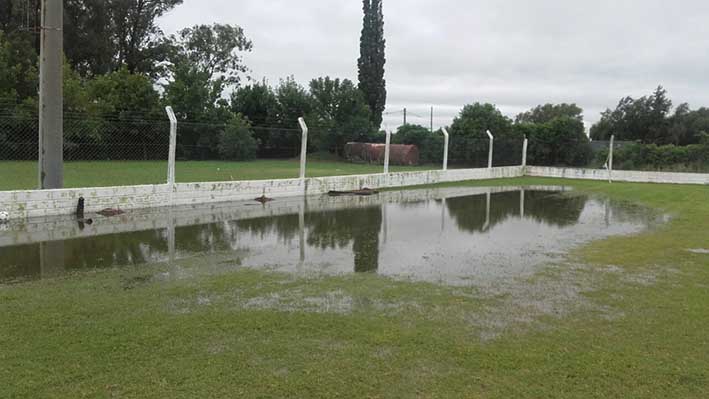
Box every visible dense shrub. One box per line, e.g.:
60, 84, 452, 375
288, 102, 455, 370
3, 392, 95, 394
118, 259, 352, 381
597, 135, 709, 172
520, 117, 593, 167
217, 115, 258, 161
392, 124, 444, 164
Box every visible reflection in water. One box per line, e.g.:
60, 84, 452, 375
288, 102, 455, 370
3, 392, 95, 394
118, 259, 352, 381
0, 188, 660, 285
306, 206, 383, 273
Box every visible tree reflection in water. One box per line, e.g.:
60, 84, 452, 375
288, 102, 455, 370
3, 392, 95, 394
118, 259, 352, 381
1, 189, 653, 283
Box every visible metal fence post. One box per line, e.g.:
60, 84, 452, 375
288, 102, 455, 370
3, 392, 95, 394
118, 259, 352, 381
486, 130, 494, 169
522, 136, 528, 168
298, 117, 308, 180
442, 128, 450, 171
383, 130, 391, 174
165, 106, 177, 205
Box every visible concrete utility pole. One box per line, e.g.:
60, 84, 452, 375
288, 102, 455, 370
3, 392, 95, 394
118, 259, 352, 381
38, 0, 64, 189
403, 108, 407, 125
430, 106, 433, 133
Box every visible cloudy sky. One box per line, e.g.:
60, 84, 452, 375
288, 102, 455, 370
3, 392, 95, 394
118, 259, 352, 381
159, 0, 709, 131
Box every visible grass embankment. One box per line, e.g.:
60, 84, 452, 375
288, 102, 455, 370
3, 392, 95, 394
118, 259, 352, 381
1, 177, 708, 398
0, 159, 434, 191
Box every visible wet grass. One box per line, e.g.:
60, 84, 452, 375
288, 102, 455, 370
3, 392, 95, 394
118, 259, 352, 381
1, 177, 709, 397
0, 159, 433, 191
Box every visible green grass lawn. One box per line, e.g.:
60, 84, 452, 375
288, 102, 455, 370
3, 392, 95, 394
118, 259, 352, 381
1, 177, 709, 398
0, 160, 435, 191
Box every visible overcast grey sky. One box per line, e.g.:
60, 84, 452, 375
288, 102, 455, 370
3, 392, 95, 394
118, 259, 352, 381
159, 0, 709, 131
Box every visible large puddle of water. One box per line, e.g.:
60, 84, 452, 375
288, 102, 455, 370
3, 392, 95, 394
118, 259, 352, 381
0, 186, 664, 285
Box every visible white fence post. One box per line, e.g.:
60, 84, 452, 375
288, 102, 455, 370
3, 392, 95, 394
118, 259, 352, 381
522, 136, 528, 168
165, 106, 177, 206
441, 128, 450, 171
486, 130, 494, 169
383, 130, 391, 174
608, 135, 615, 183
298, 117, 308, 180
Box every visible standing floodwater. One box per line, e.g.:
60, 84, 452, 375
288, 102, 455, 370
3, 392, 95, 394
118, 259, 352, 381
0, 186, 662, 285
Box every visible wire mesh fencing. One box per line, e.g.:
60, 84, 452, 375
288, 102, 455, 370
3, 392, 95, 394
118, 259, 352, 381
0, 107, 172, 190
526, 134, 594, 168
2, 108, 564, 193
444, 135, 524, 168
171, 121, 308, 182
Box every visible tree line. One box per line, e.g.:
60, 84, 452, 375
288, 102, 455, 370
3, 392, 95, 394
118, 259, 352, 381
1, 1, 707, 167
0, 0, 387, 161
394, 102, 592, 167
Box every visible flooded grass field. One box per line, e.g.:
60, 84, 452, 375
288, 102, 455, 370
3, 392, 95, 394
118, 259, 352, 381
0, 186, 662, 285
1, 177, 707, 398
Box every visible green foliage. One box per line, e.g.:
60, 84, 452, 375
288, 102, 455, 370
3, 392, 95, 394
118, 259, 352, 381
450, 103, 513, 138
62, 0, 184, 77
597, 138, 709, 172
448, 103, 520, 166
231, 80, 279, 126
515, 103, 583, 124
590, 86, 673, 144
591, 86, 709, 147
164, 23, 250, 159
519, 116, 593, 166
218, 115, 257, 161
86, 67, 162, 117
310, 77, 372, 154
392, 124, 444, 163
667, 105, 709, 146
274, 77, 314, 127
172, 24, 253, 87
0, 31, 38, 102
358, 0, 386, 129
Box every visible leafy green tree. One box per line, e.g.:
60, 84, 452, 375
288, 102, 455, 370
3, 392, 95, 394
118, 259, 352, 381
164, 61, 233, 158
86, 67, 162, 118
450, 103, 513, 137
590, 86, 673, 144
172, 23, 252, 87
262, 77, 314, 155
516, 103, 583, 124
358, 0, 386, 129
667, 105, 709, 146
274, 76, 313, 126
447, 103, 516, 166
63, 0, 114, 76
218, 114, 257, 161
61, 0, 184, 77
309, 77, 371, 153
517, 116, 592, 166
231, 80, 279, 151
164, 23, 251, 158
392, 124, 443, 163
0, 31, 37, 103
231, 80, 278, 126
109, 0, 183, 77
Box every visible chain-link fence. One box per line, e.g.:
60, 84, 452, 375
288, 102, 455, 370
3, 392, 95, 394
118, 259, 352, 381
446, 135, 524, 168
2, 108, 539, 192
0, 104, 171, 190
526, 134, 594, 168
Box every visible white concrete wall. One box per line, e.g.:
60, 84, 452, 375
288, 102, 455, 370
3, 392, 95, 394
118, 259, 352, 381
526, 166, 709, 185
0, 166, 524, 220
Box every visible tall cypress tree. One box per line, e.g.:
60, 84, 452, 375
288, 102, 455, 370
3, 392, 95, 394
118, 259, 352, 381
358, 0, 386, 129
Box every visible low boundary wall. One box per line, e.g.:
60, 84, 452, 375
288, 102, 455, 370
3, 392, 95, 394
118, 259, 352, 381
526, 166, 709, 185
2, 185, 566, 248
2, 165, 706, 221
0, 166, 523, 219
